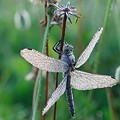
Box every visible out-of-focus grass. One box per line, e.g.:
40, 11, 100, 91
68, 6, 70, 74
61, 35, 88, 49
0, 0, 119, 120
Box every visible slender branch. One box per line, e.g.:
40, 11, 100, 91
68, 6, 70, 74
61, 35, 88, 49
32, 15, 52, 120
53, 13, 67, 120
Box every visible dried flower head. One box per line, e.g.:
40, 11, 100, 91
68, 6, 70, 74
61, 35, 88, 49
51, 1, 80, 23
50, 14, 63, 27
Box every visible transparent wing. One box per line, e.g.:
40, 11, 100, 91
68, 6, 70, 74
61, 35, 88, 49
42, 76, 67, 115
75, 27, 103, 68
71, 70, 118, 90
20, 48, 69, 72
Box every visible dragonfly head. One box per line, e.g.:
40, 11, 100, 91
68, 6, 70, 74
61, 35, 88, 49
63, 44, 73, 55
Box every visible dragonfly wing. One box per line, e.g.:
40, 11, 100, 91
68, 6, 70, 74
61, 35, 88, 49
75, 27, 103, 68
42, 76, 67, 115
20, 48, 69, 72
71, 70, 118, 90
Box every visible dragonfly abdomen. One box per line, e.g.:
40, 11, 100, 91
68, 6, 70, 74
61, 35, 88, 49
66, 74, 75, 118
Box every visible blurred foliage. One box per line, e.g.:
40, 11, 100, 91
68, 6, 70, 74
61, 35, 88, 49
0, 0, 120, 120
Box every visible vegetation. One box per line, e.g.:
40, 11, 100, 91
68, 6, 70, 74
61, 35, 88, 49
0, 0, 120, 120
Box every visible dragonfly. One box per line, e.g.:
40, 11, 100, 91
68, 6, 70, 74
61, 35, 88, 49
20, 27, 118, 118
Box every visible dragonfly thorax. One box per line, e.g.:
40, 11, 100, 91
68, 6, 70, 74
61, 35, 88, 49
62, 44, 75, 70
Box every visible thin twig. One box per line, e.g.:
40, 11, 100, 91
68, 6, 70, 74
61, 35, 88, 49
53, 13, 67, 120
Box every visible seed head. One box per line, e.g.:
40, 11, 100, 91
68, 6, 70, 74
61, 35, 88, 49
51, 2, 81, 23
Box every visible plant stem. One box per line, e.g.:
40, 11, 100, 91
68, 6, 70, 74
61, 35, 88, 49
43, 39, 49, 120
53, 14, 67, 120
44, 0, 47, 26
106, 88, 117, 120
42, 1, 48, 120
93, 0, 113, 72
32, 68, 39, 113
42, 16, 52, 53
59, 14, 67, 56
32, 15, 52, 120
92, 0, 116, 119
114, 1, 120, 52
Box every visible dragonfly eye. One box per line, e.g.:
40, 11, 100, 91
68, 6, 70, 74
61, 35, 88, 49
63, 44, 73, 54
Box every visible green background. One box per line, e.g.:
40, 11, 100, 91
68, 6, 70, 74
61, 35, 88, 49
0, 0, 120, 120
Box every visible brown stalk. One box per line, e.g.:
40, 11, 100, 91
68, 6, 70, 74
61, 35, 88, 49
44, 0, 47, 25
45, 41, 49, 105
53, 13, 67, 120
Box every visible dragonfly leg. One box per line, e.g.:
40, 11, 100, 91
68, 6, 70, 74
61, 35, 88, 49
53, 40, 68, 54
53, 40, 62, 54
